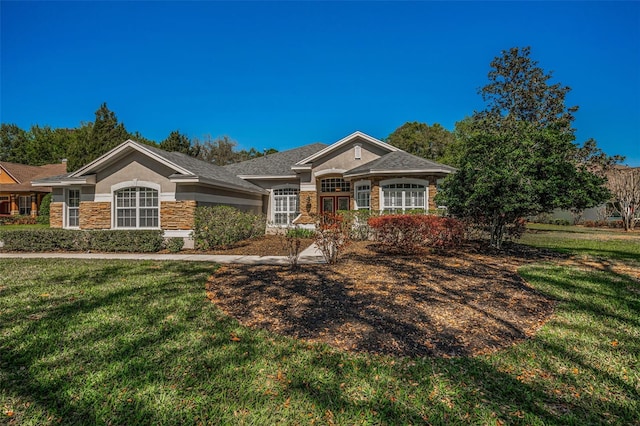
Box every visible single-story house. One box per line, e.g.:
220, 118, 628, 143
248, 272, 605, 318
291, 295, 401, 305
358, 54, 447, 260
33, 131, 455, 247
0, 160, 68, 216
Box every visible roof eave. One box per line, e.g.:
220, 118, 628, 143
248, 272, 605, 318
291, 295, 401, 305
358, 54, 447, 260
344, 168, 456, 179
31, 175, 96, 187
170, 175, 267, 195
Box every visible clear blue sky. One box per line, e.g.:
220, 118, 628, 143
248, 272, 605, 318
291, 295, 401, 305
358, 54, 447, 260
1, 1, 639, 165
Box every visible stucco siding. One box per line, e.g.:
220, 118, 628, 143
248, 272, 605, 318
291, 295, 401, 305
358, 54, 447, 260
95, 152, 177, 194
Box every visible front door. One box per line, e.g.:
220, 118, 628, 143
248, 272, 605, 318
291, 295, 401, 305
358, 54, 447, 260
320, 196, 350, 214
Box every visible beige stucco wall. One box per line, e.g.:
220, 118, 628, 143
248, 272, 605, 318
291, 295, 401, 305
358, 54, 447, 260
95, 152, 177, 194
311, 137, 388, 175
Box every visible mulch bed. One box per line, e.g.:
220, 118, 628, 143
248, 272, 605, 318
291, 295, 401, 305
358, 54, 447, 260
179, 235, 314, 256
205, 240, 562, 358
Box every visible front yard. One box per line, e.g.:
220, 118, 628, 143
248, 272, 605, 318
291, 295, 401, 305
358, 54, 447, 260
1, 226, 639, 424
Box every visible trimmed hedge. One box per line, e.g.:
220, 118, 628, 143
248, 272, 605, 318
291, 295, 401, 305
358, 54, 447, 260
0, 229, 164, 252
192, 206, 265, 249
368, 214, 465, 253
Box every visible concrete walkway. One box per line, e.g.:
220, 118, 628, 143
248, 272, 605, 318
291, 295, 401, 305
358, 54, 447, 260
0, 243, 326, 265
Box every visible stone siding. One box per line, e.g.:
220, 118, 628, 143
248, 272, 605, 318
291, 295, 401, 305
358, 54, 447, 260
161, 201, 197, 230
293, 190, 317, 225
370, 178, 381, 211
79, 202, 112, 229
49, 202, 63, 228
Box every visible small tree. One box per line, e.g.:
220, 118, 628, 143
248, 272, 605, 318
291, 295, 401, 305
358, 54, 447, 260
607, 167, 640, 231
314, 213, 350, 264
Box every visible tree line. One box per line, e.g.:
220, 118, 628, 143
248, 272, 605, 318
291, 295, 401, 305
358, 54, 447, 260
0, 103, 278, 171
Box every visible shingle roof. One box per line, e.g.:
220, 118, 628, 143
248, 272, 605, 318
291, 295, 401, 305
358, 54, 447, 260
224, 143, 328, 177
344, 151, 456, 177
0, 161, 67, 192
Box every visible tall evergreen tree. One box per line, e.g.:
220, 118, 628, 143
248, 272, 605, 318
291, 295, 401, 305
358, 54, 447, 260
67, 103, 130, 170
159, 130, 194, 155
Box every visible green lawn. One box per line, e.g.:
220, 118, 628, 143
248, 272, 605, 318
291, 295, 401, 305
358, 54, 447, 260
1, 231, 639, 424
521, 223, 640, 263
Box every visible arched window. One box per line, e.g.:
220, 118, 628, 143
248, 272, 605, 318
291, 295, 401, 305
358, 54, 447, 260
115, 187, 159, 228
273, 187, 299, 225
381, 180, 427, 213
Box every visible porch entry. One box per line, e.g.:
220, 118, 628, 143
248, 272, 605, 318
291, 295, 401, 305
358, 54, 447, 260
321, 196, 350, 214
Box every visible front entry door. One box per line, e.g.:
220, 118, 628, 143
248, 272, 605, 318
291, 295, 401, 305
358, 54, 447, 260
321, 196, 350, 214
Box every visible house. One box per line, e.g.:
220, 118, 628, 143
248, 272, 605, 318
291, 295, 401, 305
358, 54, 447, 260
0, 160, 68, 216
33, 131, 455, 247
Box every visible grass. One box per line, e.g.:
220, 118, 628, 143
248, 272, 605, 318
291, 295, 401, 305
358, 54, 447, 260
521, 223, 640, 263
1, 231, 639, 424
0, 224, 49, 230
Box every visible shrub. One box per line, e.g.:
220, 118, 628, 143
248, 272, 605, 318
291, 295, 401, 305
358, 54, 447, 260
0, 229, 163, 252
285, 227, 315, 239
165, 237, 185, 253
87, 230, 164, 252
368, 214, 465, 253
193, 206, 265, 250
0, 215, 38, 226
336, 210, 379, 241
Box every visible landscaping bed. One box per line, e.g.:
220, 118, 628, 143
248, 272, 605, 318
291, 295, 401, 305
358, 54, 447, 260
206, 241, 560, 358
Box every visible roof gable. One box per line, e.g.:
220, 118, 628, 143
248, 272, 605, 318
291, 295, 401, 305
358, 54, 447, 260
295, 131, 398, 167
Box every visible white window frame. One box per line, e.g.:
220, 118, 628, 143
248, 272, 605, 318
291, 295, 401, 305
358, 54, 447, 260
113, 186, 160, 229
66, 188, 80, 228
379, 178, 429, 213
354, 144, 362, 160
272, 185, 299, 226
354, 180, 371, 210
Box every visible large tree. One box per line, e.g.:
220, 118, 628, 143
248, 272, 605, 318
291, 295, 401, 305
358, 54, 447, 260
438, 47, 612, 248
386, 121, 454, 162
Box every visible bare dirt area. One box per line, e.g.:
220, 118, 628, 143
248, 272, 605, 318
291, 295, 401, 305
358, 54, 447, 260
205, 240, 560, 358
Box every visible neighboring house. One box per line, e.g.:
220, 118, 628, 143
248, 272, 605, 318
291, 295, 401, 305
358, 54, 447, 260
0, 161, 68, 216
33, 131, 455, 247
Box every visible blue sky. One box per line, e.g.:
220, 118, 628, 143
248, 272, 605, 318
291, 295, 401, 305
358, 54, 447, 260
1, 1, 639, 165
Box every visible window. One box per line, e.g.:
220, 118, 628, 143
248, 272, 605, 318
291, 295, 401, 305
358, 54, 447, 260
273, 187, 299, 225
355, 183, 370, 210
19, 196, 31, 215
67, 189, 80, 227
321, 178, 350, 193
381, 182, 427, 213
115, 187, 159, 228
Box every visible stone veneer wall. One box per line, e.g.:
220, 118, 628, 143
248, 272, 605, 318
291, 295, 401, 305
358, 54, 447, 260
80, 202, 111, 229
160, 200, 197, 230
293, 190, 317, 225
49, 202, 63, 228
428, 178, 438, 211
370, 178, 381, 211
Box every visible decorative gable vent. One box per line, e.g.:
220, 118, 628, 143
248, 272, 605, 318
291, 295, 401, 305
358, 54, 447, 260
354, 144, 362, 160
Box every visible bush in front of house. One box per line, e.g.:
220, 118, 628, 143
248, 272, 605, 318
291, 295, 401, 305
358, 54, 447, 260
192, 205, 265, 250
164, 237, 185, 253
37, 193, 52, 225
0, 229, 164, 252
368, 214, 465, 253
336, 210, 380, 241
0, 215, 38, 226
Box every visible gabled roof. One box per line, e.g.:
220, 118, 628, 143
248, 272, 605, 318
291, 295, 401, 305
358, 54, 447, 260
34, 140, 267, 195
343, 151, 456, 178
295, 131, 398, 167
223, 143, 327, 178
0, 161, 67, 192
